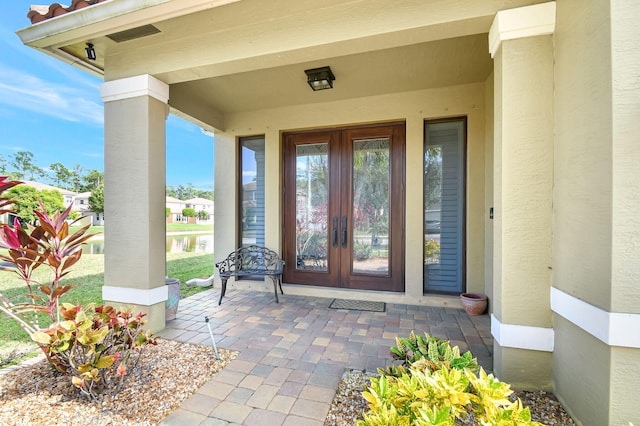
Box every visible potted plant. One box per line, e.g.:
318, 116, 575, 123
460, 293, 488, 315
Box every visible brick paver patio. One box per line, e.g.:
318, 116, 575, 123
158, 287, 492, 425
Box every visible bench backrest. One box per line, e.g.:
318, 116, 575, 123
216, 245, 284, 274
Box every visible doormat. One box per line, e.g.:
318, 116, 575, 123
329, 299, 386, 312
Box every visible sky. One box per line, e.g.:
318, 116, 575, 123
0, 3, 214, 190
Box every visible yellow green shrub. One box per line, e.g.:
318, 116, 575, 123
360, 332, 543, 426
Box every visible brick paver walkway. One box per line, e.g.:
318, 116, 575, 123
158, 288, 492, 425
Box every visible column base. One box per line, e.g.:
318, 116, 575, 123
493, 344, 553, 391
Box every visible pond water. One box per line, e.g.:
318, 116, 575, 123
85, 234, 213, 254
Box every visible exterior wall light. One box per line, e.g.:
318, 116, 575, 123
85, 43, 96, 61
304, 66, 335, 91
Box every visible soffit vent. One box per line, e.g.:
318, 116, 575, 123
106, 24, 161, 43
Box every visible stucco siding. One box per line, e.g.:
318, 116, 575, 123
484, 72, 494, 305
610, 0, 640, 313
553, 315, 610, 425
104, 96, 167, 292
214, 82, 488, 301
610, 346, 640, 424
553, 0, 613, 309
493, 34, 554, 328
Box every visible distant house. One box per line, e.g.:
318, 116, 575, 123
167, 196, 214, 223
165, 196, 185, 223
0, 181, 104, 226
73, 191, 104, 226
22, 180, 76, 207
73, 192, 91, 212
184, 197, 214, 221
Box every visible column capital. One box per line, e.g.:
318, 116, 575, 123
489, 1, 556, 58
100, 74, 169, 104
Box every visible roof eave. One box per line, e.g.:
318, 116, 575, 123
16, 0, 241, 49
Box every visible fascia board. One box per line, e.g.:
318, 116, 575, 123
16, 0, 241, 49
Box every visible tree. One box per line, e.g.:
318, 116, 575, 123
196, 189, 214, 200
70, 164, 84, 192
352, 146, 390, 243
166, 185, 177, 198
7, 186, 64, 225
0, 154, 8, 174
49, 163, 73, 189
197, 210, 208, 220
11, 151, 35, 180
7, 186, 39, 224
88, 185, 104, 213
175, 183, 197, 200
39, 190, 66, 216
182, 208, 196, 217
81, 169, 103, 193
424, 147, 442, 208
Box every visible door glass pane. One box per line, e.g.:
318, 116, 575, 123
296, 143, 329, 270
352, 138, 390, 275
240, 137, 265, 247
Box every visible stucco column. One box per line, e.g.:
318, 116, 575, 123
489, 2, 555, 389
100, 75, 169, 332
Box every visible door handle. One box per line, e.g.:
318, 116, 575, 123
341, 216, 347, 248
332, 216, 338, 248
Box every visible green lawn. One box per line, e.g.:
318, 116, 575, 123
69, 222, 214, 236
0, 251, 214, 368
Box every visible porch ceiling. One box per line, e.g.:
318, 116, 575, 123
169, 33, 492, 115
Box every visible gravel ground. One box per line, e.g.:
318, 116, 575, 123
1, 342, 575, 425
0, 339, 237, 426
324, 370, 576, 426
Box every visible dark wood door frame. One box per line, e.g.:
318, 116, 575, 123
282, 121, 405, 292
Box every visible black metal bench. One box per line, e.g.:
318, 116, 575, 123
214, 245, 285, 305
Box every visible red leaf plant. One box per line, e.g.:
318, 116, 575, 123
0, 178, 93, 338
0, 177, 159, 400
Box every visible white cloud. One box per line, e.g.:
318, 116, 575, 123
243, 171, 257, 178
0, 65, 103, 125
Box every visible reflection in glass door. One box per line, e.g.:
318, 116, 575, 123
295, 143, 329, 271
283, 123, 405, 292
352, 138, 390, 275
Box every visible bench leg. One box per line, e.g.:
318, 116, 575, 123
270, 276, 279, 303
278, 275, 284, 295
219, 278, 228, 305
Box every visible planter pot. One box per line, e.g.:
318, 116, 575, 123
460, 293, 487, 316
165, 277, 181, 321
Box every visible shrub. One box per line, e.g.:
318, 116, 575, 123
0, 177, 157, 400
385, 331, 478, 375
360, 366, 542, 425
359, 332, 543, 426
354, 241, 372, 261
32, 303, 157, 401
182, 207, 196, 217
425, 239, 440, 261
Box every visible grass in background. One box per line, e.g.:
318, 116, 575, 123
166, 223, 213, 233
69, 223, 214, 237
0, 251, 214, 368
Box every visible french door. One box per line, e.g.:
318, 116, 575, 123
282, 123, 405, 292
